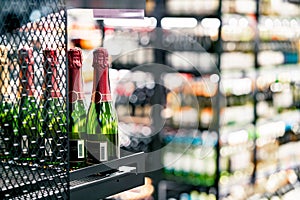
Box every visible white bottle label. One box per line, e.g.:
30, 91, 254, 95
21, 135, 28, 154
100, 142, 107, 162
45, 138, 53, 157
77, 139, 85, 159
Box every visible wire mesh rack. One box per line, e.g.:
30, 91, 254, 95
0, 0, 68, 199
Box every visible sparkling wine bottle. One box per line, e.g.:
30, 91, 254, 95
86, 47, 119, 165
68, 47, 87, 170
18, 48, 38, 163
0, 45, 14, 161
40, 49, 66, 167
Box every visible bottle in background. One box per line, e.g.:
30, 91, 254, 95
68, 47, 87, 170
18, 48, 38, 163
0, 45, 14, 161
40, 49, 66, 167
86, 47, 119, 165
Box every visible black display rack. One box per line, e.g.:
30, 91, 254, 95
0, 0, 68, 199
70, 152, 145, 200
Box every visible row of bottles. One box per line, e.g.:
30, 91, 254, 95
100, 15, 299, 74
259, 17, 300, 41
169, 190, 217, 200
165, 0, 219, 15
162, 129, 218, 187
255, 120, 300, 179
0, 45, 119, 170
113, 69, 155, 119
256, 68, 300, 119
162, 72, 256, 128
259, 0, 300, 16
0, 45, 66, 167
160, 0, 299, 17
119, 122, 152, 153
248, 167, 300, 200
166, 52, 217, 72
162, 73, 217, 129
219, 125, 255, 196
68, 47, 119, 170
0, 2, 69, 199
108, 69, 155, 154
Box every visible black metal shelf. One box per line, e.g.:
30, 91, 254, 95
70, 152, 145, 200
0, 162, 68, 199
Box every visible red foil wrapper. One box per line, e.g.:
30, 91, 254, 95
43, 49, 60, 98
68, 47, 85, 102
19, 48, 34, 96
92, 47, 111, 102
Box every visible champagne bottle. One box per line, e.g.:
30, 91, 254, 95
86, 47, 119, 165
0, 45, 14, 161
68, 47, 87, 170
40, 49, 65, 167
18, 48, 38, 163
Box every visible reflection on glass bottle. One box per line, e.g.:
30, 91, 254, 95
86, 48, 119, 165
68, 47, 87, 170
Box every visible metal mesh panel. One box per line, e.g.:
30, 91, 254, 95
0, 0, 68, 199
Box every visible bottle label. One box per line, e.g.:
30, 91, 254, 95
100, 142, 107, 162
78, 139, 85, 159
45, 138, 53, 157
70, 139, 85, 159
21, 135, 28, 154
86, 140, 108, 162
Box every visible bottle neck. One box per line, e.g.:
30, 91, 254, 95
20, 62, 35, 96
0, 62, 9, 97
69, 68, 84, 103
92, 67, 111, 103
45, 62, 61, 98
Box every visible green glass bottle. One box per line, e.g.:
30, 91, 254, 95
18, 48, 38, 164
68, 47, 87, 170
40, 49, 66, 167
0, 45, 14, 162
86, 47, 119, 165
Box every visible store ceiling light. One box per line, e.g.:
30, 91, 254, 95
201, 18, 221, 29
93, 9, 144, 19
161, 17, 198, 29
104, 17, 157, 28
67, 0, 145, 19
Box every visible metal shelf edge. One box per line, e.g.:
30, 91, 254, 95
70, 168, 144, 200
70, 152, 145, 181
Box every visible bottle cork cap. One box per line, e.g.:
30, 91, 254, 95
92, 47, 109, 69
43, 48, 58, 66
19, 48, 34, 65
68, 47, 83, 69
